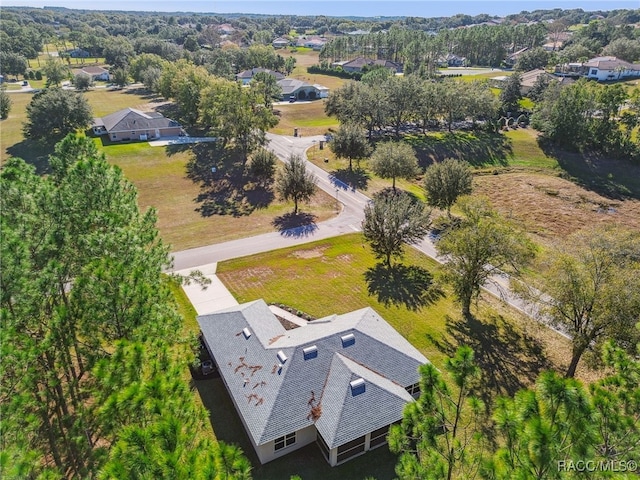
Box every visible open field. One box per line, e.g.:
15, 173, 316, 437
271, 100, 339, 136
1, 87, 338, 251
101, 141, 338, 251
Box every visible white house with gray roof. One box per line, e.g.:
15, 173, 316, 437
198, 300, 428, 466
277, 78, 329, 100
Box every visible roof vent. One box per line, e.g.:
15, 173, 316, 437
350, 378, 366, 396
303, 345, 318, 360
277, 350, 288, 364
242, 327, 252, 339
341, 333, 355, 348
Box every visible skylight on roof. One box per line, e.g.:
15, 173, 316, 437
277, 350, 288, 364
341, 333, 355, 348
303, 345, 318, 360
350, 378, 366, 396
242, 327, 252, 339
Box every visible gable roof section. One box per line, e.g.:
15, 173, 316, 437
583, 56, 640, 71
277, 78, 309, 95
316, 354, 413, 449
198, 300, 428, 448
95, 108, 180, 133
236, 68, 285, 80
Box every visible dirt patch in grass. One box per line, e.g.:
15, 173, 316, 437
474, 172, 640, 243
290, 246, 328, 259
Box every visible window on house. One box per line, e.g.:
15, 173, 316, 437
590, 69, 597, 75
336, 435, 366, 463
316, 432, 330, 460
369, 424, 390, 448
274, 432, 296, 451
405, 382, 421, 398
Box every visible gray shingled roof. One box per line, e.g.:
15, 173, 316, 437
93, 108, 180, 133
197, 300, 428, 449
277, 78, 309, 95
236, 68, 285, 80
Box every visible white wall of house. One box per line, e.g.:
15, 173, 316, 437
586, 67, 640, 82
255, 425, 317, 464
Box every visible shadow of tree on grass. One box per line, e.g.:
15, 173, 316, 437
186, 142, 274, 217
272, 212, 318, 238
427, 313, 553, 403
328, 167, 370, 191
538, 139, 640, 200
364, 263, 444, 311
406, 131, 513, 169
6, 138, 57, 175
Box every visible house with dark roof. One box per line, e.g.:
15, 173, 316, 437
198, 300, 428, 466
91, 108, 183, 142
236, 68, 286, 85
277, 78, 329, 100
338, 57, 403, 74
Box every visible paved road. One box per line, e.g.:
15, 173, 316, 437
171, 133, 567, 338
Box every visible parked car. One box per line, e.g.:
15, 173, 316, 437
289, 95, 296, 103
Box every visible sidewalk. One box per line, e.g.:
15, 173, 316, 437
174, 262, 237, 315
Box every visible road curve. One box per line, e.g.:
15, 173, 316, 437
170, 133, 568, 339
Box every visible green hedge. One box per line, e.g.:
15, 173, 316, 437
307, 65, 363, 81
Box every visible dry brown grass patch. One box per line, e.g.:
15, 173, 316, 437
474, 172, 640, 244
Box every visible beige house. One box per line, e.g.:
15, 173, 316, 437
198, 300, 428, 466
92, 108, 183, 142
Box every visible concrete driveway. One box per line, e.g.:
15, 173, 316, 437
174, 262, 238, 315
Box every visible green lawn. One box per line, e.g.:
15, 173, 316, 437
217, 233, 567, 390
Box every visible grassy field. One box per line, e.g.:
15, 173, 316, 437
100, 140, 338, 251
271, 100, 339, 136
1, 87, 338, 251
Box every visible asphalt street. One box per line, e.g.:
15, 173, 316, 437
170, 133, 568, 338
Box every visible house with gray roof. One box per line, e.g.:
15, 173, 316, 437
338, 57, 403, 74
277, 78, 329, 100
236, 68, 286, 85
198, 300, 428, 466
91, 108, 183, 142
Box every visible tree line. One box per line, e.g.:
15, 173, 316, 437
1, 135, 252, 479
389, 341, 640, 480
326, 73, 498, 138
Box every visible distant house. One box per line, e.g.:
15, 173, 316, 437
304, 37, 326, 50
236, 68, 286, 85
338, 57, 403, 74
582, 56, 640, 81
520, 69, 556, 95
66, 48, 90, 58
215, 23, 235, 35
198, 300, 428, 466
277, 78, 329, 100
91, 108, 183, 142
504, 47, 529, 68
554, 56, 640, 81
272, 37, 290, 49
73, 66, 110, 81
438, 53, 467, 67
